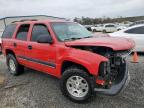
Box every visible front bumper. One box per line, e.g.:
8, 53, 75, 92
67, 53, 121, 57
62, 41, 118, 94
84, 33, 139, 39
94, 64, 130, 96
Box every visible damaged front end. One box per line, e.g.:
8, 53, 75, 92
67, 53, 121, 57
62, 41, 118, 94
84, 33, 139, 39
72, 46, 131, 95
95, 51, 130, 95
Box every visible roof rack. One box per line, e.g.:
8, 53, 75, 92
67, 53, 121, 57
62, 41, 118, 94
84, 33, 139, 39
12, 19, 38, 23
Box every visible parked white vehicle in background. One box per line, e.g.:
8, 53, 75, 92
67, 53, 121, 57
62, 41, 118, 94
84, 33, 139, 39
130, 20, 144, 26
91, 24, 103, 32
102, 24, 118, 33
117, 25, 127, 31
109, 24, 144, 52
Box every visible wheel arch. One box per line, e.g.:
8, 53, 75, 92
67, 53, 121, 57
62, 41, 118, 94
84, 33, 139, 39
5, 49, 16, 57
61, 60, 93, 76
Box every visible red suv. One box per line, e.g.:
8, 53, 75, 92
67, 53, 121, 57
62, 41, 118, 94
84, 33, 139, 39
1, 20, 134, 102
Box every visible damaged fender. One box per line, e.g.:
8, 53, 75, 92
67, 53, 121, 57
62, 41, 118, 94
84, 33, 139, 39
60, 48, 108, 76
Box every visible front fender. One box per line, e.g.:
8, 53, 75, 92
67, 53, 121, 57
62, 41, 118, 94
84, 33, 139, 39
61, 49, 108, 76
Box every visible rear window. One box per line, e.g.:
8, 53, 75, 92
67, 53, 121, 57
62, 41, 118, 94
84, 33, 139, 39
2, 24, 16, 38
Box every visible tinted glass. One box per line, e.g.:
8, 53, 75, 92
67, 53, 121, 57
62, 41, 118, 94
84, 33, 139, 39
125, 26, 144, 34
31, 24, 50, 42
2, 24, 16, 38
16, 24, 30, 40
105, 25, 115, 27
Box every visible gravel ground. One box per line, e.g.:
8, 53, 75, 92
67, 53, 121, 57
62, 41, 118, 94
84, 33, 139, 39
0, 54, 144, 108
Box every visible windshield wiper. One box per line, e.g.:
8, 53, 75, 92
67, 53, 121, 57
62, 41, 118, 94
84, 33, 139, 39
63, 36, 93, 41
82, 36, 93, 38
64, 37, 82, 41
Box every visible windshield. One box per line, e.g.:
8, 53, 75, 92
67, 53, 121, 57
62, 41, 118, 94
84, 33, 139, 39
51, 22, 93, 41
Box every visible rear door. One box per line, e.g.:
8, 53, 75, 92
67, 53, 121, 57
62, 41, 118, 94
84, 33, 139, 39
14, 24, 30, 64
106, 25, 117, 32
24, 23, 57, 76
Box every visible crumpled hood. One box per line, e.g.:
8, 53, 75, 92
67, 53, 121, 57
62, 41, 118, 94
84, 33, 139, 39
65, 37, 135, 51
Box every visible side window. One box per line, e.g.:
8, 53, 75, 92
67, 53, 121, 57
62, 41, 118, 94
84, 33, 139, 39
2, 24, 16, 38
105, 25, 115, 27
16, 24, 30, 41
125, 26, 144, 34
31, 24, 50, 42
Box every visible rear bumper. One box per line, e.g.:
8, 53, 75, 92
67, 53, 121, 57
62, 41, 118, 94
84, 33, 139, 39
94, 64, 129, 96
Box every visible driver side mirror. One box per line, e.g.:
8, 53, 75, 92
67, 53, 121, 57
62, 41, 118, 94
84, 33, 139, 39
37, 34, 53, 44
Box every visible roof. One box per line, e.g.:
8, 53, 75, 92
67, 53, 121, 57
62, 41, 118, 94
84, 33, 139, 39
111, 24, 144, 33
12, 19, 71, 24
0, 15, 67, 29
0, 15, 66, 20
128, 24, 144, 28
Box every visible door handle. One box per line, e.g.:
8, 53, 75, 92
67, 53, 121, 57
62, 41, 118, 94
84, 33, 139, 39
28, 45, 32, 50
13, 43, 17, 47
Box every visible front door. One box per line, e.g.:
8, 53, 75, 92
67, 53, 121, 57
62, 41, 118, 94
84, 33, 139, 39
25, 24, 57, 76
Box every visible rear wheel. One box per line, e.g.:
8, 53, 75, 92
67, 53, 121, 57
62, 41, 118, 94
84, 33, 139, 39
60, 66, 94, 102
6, 54, 24, 76
103, 30, 106, 33
93, 29, 97, 32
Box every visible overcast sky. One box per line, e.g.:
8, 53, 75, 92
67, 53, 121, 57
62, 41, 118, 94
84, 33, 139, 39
0, 0, 144, 19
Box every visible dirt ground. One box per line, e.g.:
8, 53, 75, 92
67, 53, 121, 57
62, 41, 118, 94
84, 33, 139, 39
0, 54, 144, 108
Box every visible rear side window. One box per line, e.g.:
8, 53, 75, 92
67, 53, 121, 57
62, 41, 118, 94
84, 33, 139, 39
2, 24, 16, 38
16, 24, 30, 41
105, 25, 115, 27
31, 24, 50, 42
125, 26, 144, 34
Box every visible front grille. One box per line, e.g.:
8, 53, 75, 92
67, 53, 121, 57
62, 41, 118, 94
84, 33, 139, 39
98, 55, 126, 86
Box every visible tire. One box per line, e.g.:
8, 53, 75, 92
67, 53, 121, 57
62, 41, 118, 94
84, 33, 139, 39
103, 30, 106, 33
6, 54, 24, 76
93, 29, 97, 32
60, 66, 95, 102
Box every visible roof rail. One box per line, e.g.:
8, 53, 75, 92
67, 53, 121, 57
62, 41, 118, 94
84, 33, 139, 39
12, 19, 38, 23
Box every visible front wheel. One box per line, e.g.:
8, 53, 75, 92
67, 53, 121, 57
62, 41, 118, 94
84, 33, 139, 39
60, 66, 94, 102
